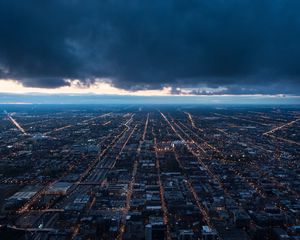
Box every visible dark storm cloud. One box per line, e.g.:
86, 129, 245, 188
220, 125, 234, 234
0, 0, 300, 94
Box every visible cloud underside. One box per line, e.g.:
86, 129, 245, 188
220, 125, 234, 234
0, 0, 300, 95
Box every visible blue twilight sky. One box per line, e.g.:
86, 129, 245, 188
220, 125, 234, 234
0, 0, 300, 103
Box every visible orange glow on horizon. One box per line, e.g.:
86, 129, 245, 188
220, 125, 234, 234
0, 79, 173, 96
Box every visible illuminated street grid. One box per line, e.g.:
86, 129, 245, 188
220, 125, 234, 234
0, 105, 299, 240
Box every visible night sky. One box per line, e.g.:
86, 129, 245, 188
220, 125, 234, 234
0, 0, 300, 97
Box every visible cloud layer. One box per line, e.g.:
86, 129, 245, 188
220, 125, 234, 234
0, 0, 300, 94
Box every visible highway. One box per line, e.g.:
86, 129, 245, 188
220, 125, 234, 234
184, 111, 203, 132
263, 118, 299, 135
5, 111, 28, 135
